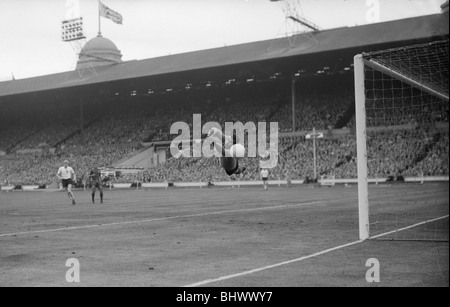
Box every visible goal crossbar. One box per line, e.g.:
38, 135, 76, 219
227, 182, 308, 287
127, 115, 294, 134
362, 58, 449, 102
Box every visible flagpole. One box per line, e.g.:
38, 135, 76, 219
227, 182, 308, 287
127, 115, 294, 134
98, 1, 101, 36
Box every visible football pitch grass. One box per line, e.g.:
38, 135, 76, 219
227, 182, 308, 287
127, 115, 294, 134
0, 183, 448, 287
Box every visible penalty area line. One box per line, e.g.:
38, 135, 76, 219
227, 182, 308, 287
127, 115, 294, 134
0, 201, 322, 238
184, 214, 450, 287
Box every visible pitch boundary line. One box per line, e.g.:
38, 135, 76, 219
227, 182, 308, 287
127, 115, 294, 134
0, 201, 321, 238
184, 214, 449, 287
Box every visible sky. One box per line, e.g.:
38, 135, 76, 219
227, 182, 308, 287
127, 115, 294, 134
0, 0, 444, 81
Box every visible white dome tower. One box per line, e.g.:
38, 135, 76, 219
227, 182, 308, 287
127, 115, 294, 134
76, 34, 122, 70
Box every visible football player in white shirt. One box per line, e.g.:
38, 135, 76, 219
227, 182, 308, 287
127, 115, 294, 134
260, 168, 269, 190
57, 160, 77, 205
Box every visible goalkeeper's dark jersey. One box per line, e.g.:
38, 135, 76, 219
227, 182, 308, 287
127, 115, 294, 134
90, 168, 101, 182
221, 157, 239, 176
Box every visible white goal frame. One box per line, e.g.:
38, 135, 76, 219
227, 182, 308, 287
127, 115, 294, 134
353, 42, 450, 240
354, 54, 370, 240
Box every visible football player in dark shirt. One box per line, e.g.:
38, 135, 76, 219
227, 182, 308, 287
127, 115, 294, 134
89, 167, 103, 204
207, 127, 246, 176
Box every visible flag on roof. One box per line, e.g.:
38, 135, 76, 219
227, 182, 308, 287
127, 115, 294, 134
99, 1, 123, 25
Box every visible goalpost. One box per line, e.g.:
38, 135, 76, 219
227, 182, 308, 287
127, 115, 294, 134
354, 40, 449, 240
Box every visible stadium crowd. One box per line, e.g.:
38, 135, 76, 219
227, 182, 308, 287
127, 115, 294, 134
1, 74, 448, 186
0, 144, 141, 186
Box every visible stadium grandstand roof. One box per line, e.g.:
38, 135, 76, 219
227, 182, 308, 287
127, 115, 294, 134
0, 13, 448, 99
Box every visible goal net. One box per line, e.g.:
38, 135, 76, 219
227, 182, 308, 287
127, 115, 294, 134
354, 40, 449, 241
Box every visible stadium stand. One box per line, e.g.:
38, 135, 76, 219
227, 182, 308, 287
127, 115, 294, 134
1, 9, 447, 187
0, 66, 448, 186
